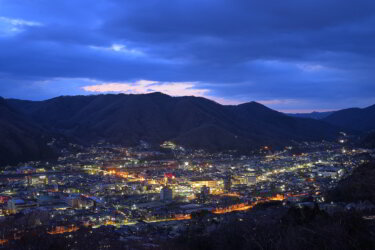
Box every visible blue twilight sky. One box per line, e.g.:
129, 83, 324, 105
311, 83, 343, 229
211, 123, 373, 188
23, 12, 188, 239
0, 0, 375, 113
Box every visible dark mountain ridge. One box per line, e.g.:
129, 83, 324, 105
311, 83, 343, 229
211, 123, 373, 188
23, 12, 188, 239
0, 97, 56, 166
1, 93, 344, 165
323, 104, 375, 132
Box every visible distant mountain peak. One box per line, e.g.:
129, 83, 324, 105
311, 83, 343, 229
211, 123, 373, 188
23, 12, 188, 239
144, 91, 170, 97
238, 101, 266, 108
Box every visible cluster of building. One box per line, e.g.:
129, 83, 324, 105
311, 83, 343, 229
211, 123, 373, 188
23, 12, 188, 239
0, 139, 374, 246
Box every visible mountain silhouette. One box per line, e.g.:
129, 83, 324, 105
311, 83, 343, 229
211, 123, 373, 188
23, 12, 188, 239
323, 104, 375, 132
0, 97, 56, 166
2, 93, 343, 165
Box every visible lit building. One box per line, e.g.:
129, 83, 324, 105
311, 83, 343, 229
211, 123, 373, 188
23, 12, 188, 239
62, 195, 93, 209
190, 178, 222, 189
232, 175, 256, 186
160, 141, 176, 149
224, 176, 232, 191
27, 175, 48, 186
7, 199, 38, 214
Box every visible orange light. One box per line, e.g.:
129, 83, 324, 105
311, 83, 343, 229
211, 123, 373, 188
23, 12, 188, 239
174, 214, 192, 220
0, 239, 8, 245
103, 220, 116, 226
212, 194, 285, 214
47, 225, 79, 235
213, 203, 254, 214
268, 194, 284, 201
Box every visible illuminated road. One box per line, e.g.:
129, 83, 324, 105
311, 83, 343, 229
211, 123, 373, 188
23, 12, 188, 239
213, 194, 285, 214
257, 163, 313, 182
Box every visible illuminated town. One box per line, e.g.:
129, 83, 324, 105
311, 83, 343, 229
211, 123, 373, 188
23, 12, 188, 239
1, 137, 373, 248
2, 0, 375, 248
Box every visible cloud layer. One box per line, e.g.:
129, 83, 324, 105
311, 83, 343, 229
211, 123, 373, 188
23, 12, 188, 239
82, 80, 209, 97
0, 0, 375, 112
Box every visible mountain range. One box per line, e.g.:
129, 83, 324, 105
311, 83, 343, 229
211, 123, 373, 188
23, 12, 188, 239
288, 111, 334, 120
288, 105, 375, 132
322, 104, 375, 132
0, 97, 56, 166
1, 93, 374, 166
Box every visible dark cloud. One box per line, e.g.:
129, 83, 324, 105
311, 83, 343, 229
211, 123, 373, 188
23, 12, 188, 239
0, 0, 374, 111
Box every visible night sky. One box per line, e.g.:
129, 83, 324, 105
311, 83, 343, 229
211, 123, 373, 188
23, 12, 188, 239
1, 0, 375, 112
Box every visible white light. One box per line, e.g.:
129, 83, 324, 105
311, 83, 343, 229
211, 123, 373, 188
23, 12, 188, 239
111, 44, 124, 52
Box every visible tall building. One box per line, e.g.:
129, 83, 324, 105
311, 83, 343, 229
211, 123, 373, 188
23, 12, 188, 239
232, 175, 256, 186
160, 186, 173, 201
224, 175, 232, 191
246, 175, 256, 185
200, 186, 210, 197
